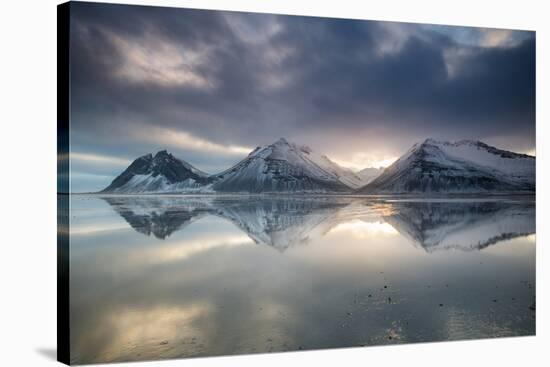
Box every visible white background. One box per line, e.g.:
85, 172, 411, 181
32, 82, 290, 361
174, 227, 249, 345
0, 0, 548, 366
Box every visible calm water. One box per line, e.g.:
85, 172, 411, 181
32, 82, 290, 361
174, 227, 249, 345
66, 195, 536, 364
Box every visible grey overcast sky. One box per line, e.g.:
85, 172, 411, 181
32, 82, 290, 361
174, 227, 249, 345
67, 2, 535, 192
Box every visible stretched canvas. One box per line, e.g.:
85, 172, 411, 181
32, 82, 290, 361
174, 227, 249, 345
57, 1, 536, 365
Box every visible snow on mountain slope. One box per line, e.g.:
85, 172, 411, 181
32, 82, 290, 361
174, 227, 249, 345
357, 167, 384, 184
296, 145, 366, 189
211, 138, 361, 193
432, 140, 534, 182
358, 139, 535, 194
101, 150, 213, 193
110, 174, 213, 193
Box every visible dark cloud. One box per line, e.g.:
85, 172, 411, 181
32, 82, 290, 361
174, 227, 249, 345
68, 2, 535, 192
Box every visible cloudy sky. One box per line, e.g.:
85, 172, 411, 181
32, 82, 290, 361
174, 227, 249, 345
67, 2, 535, 192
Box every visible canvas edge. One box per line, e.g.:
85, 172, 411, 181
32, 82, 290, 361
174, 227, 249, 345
57, 1, 71, 365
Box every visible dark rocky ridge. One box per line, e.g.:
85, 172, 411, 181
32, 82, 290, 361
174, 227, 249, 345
101, 150, 212, 193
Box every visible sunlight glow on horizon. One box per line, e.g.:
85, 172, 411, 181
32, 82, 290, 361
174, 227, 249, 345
524, 148, 536, 156
333, 155, 397, 171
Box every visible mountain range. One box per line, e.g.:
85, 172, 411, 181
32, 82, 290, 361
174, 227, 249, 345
101, 138, 535, 194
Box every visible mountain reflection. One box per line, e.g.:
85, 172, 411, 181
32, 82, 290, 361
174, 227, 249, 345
101, 196, 535, 252
383, 200, 535, 252
103, 197, 212, 239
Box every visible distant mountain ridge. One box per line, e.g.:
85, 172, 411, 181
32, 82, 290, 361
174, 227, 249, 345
357, 167, 384, 185
101, 138, 535, 194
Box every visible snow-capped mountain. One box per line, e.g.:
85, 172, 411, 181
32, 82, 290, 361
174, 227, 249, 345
357, 167, 384, 184
211, 138, 362, 193
358, 139, 535, 194
101, 150, 212, 193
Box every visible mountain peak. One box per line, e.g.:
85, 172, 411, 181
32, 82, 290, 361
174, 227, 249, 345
270, 138, 313, 155
422, 138, 488, 148
455, 139, 481, 145
419, 139, 494, 152
154, 150, 172, 158
421, 138, 445, 146
137, 153, 153, 161
273, 137, 290, 146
